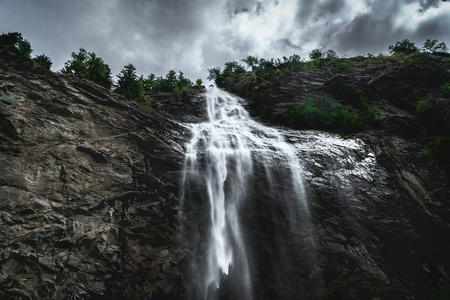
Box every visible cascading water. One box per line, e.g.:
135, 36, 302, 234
181, 87, 316, 299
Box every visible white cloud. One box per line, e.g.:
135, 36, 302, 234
0, 0, 449, 82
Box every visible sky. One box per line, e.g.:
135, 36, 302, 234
1, 0, 449, 82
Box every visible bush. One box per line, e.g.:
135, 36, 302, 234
32, 54, 52, 70
441, 81, 450, 94
333, 59, 353, 73
388, 39, 419, 55
61, 48, 113, 89
309, 49, 324, 60
422, 38, 448, 53
424, 135, 450, 164
141, 70, 200, 98
0, 31, 32, 59
291, 95, 360, 130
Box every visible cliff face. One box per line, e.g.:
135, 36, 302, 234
1, 43, 450, 300
214, 54, 450, 298
0, 45, 201, 299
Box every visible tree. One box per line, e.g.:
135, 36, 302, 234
288, 54, 301, 63
325, 49, 338, 59
32, 54, 52, 70
115, 63, 143, 101
0, 31, 33, 58
242, 55, 259, 71
195, 79, 203, 88
224, 61, 245, 74
309, 49, 324, 60
207, 67, 222, 83
61, 48, 113, 89
388, 39, 419, 55
422, 38, 448, 53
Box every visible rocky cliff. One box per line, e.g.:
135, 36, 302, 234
213, 53, 450, 299
0, 45, 204, 299
2, 42, 450, 300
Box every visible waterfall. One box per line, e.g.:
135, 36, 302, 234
181, 87, 313, 300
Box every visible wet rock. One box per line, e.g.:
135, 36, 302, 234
217, 53, 450, 299
0, 45, 196, 299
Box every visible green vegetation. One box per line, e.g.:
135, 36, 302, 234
61, 48, 113, 89
424, 136, 450, 165
115, 63, 143, 102
388, 39, 420, 55
309, 49, 323, 60
207, 37, 447, 133
1, 31, 204, 114
32, 54, 52, 70
114, 65, 204, 110
0, 31, 32, 58
291, 95, 360, 131
422, 38, 448, 53
141, 70, 203, 95
0, 31, 53, 70
441, 81, 450, 94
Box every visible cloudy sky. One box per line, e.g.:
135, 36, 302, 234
1, 0, 449, 82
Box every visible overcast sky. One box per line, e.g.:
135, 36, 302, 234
1, 0, 449, 82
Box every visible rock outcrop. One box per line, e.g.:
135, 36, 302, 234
2, 42, 450, 300
215, 54, 450, 299
0, 45, 199, 299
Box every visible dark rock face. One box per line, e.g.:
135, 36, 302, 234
0, 45, 198, 299
215, 55, 450, 299
2, 43, 450, 300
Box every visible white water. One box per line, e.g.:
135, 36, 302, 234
181, 87, 309, 299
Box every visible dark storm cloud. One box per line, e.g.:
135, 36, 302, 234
0, 0, 449, 82
292, 0, 450, 56
418, 0, 442, 12
224, 0, 260, 16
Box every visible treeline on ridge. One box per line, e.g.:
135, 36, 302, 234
208, 38, 449, 130
0, 31, 204, 110
207, 37, 450, 166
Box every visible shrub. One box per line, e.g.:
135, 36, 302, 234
424, 135, 450, 164
61, 48, 113, 89
309, 49, 324, 60
291, 95, 360, 130
441, 81, 450, 94
32, 54, 52, 70
0, 31, 33, 58
195, 79, 204, 88
333, 59, 353, 73
422, 38, 448, 53
388, 39, 419, 55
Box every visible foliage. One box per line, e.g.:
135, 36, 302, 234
415, 99, 430, 115
242, 55, 259, 71
61, 48, 113, 89
325, 49, 338, 59
332, 59, 353, 73
115, 63, 143, 101
422, 38, 448, 53
223, 61, 246, 75
195, 79, 204, 88
141, 70, 200, 97
291, 95, 360, 130
441, 81, 450, 94
424, 135, 450, 164
388, 39, 419, 55
301, 59, 321, 70
259, 105, 273, 118
207, 67, 223, 83
0, 31, 33, 58
32, 54, 52, 70
309, 49, 324, 60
